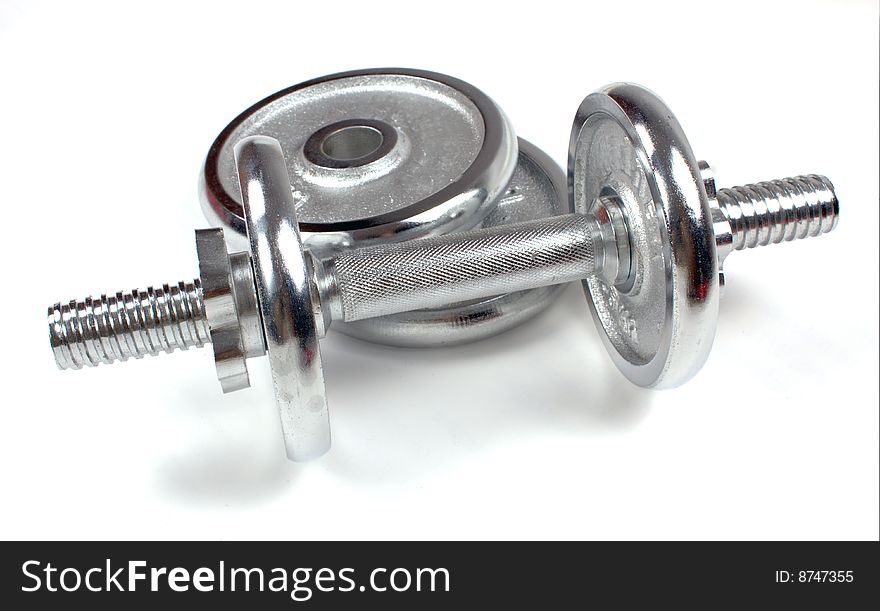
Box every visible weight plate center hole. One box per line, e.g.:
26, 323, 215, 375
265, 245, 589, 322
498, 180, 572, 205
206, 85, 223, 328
321, 125, 383, 162
304, 118, 398, 169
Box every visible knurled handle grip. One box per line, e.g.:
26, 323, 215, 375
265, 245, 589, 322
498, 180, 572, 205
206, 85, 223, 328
327, 214, 597, 322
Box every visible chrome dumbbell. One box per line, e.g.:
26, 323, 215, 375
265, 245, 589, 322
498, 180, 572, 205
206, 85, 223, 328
48, 83, 839, 461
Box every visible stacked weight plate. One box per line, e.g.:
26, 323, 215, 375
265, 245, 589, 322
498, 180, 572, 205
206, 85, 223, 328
200, 68, 569, 346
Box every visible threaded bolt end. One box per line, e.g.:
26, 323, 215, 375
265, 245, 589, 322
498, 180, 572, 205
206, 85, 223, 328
716, 175, 838, 251
48, 279, 210, 370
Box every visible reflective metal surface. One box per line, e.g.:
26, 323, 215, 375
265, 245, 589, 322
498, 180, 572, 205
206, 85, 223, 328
48, 280, 209, 370
201, 70, 560, 347
570, 83, 720, 389
201, 68, 517, 252
322, 213, 599, 321
195, 228, 250, 392
47, 79, 843, 463
228, 250, 266, 359
334, 285, 565, 347
334, 139, 570, 346
715, 175, 839, 251
235, 136, 331, 461
569, 85, 840, 388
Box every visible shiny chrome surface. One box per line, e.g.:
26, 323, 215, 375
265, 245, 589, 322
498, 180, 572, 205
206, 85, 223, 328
569, 84, 840, 388
570, 83, 720, 389
201, 68, 517, 252
228, 250, 266, 359
49, 280, 209, 370
48, 79, 842, 462
333, 285, 564, 347
202, 70, 560, 347
195, 228, 250, 392
334, 138, 570, 346
235, 136, 331, 462
716, 175, 839, 251
322, 214, 599, 321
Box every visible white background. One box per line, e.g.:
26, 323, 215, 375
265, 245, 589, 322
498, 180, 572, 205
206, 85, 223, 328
0, 0, 877, 540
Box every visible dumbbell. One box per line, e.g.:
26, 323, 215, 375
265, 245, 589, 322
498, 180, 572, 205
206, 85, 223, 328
48, 81, 839, 461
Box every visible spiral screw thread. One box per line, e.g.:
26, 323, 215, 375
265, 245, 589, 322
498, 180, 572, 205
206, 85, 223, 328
49, 280, 210, 370
717, 175, 838, 251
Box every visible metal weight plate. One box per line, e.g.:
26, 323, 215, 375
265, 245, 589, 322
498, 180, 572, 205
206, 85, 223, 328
234, 137, 331, 461
200, 69, 566, 346
201, 68, 518, 253
333, 138, 569, 346
569, 83, 720, 388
